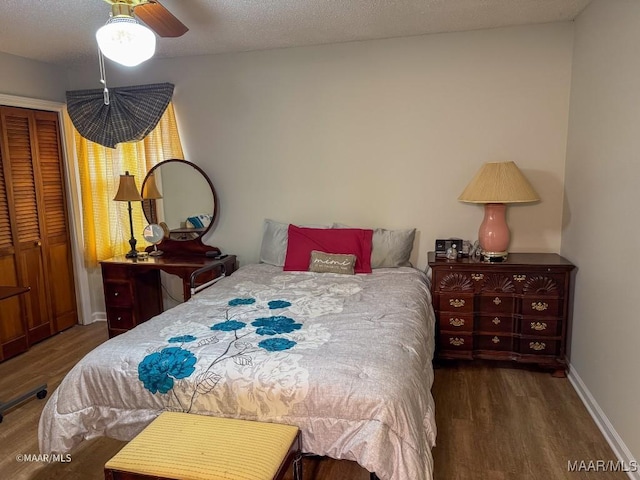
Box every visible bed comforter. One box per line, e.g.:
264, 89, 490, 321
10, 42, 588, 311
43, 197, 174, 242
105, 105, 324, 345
39, 263, 436, 480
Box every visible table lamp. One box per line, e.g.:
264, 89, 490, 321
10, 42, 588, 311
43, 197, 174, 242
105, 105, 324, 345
458, 161, 539, 262
114, 171, 143, 258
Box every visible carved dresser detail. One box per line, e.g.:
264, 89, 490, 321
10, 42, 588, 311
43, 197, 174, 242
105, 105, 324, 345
428, 252, 575, 376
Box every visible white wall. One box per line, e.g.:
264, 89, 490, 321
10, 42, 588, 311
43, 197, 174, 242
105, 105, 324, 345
563, 0, 640, 465
67, 22, 573, 273
0, 52, 68, 102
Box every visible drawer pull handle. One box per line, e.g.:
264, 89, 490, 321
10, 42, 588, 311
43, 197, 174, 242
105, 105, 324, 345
531, 321, 547, 331
449, 337, 465, 347
449, 318, 465, 327
529, 341, 546, 351
493, 297, 501, 305
471, 274, 484, 281
449, 299, 465, 308
117, 316, 122, 322
114, 292, 119, 297
492, 317, 501, 325
513, 274, 526, 282
492, 336, 500, 344
531, 301, 548, 311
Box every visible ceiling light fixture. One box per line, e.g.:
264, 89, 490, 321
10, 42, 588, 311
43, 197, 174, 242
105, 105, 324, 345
96, 4, 156, 67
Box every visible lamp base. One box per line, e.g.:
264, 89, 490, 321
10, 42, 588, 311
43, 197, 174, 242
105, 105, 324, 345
481, 251, 508, 263
125, 235, 138, 258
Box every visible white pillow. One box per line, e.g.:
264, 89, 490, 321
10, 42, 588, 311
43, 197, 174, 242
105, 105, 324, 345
259, 219, 329, 267
259, 219, 289, 267
333, 223, 416, 268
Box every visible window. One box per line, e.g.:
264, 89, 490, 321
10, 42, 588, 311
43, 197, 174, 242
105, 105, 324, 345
72, 102, 184, 265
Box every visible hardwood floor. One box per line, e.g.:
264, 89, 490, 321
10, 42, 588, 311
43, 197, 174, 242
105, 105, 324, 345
0, 323, 625, 480
431, 361, 625, 479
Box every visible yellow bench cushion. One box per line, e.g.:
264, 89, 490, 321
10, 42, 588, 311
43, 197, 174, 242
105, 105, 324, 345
105, 412, 300, 480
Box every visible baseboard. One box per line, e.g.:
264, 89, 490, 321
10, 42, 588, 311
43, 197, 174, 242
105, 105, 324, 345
88, 312, 107, 324
568, 364, 639, 479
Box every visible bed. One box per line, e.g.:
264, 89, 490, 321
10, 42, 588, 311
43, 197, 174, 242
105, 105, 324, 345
39, 262, 436, 480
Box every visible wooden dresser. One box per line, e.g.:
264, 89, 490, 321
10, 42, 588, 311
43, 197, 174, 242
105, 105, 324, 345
428, 252, 575, 376
100, 255, 236, 338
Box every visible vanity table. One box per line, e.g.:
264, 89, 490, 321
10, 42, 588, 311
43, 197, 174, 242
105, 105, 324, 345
100, 255, 236, 338
101, 159, 235, 338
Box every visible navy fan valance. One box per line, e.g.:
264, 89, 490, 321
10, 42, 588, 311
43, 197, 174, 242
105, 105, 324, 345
66, 83, 174, 149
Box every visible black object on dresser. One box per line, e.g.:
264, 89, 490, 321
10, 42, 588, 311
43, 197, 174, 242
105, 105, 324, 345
100, 255, 237, 338
428, 252, 575, 376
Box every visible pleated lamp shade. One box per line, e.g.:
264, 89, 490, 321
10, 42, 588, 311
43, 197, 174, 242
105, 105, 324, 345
458, 161, 539, 204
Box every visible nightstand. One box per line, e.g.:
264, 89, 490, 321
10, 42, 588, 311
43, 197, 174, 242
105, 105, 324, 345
100, 255, 237, 338
428, 252, 575, 376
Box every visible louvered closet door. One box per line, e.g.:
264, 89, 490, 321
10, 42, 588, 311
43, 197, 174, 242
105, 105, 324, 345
33, 111, 77, 332
1, 107, 52, 343
0, 133, 29, 361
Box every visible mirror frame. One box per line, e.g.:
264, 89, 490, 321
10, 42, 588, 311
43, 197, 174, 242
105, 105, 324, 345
141, 159, 220, 256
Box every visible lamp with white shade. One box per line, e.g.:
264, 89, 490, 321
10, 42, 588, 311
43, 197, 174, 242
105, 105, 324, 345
96, 3, 156, 67
458, 161, 539, 262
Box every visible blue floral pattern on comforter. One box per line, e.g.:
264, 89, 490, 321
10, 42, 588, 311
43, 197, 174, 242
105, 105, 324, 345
137, 296, 306, 410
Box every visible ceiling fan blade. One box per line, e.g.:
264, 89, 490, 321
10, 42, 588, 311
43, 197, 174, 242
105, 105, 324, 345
135, 1, 189, 38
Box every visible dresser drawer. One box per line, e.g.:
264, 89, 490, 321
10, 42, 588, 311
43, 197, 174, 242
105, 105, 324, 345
439, 314, 474, 332
476, 334, 513, 352
439, 293, 474, 313
439, 333, 473, 352
106, 307, 135, 330
518, 338, 560, 356
477, 315, 513, 333
104, 281, 133, 307
478, 294, 514, 314
101, 264, 131, 281
519, 273, 566, 294
520, 318, 561, 337
521, 297, 561, 316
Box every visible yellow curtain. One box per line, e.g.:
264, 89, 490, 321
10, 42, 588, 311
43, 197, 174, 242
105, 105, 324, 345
74, 102, 184, 266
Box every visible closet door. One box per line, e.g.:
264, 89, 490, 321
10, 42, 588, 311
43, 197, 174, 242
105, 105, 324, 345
1, 107, 52, 344
0, 133, 29, 360
33, 111, 77, 332
0, 106, 77, 354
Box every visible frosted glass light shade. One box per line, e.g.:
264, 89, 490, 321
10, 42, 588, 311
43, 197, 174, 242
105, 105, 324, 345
96, 17, 156, 67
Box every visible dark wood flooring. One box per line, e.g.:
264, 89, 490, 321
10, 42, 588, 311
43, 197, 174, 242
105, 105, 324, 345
0, 323, 624, 479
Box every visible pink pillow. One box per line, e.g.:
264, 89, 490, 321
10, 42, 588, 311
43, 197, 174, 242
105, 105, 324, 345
284, 225, 373, 273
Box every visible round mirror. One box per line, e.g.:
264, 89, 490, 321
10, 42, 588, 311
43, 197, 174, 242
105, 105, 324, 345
143, 223, 166, 256
141, 159, 217, 242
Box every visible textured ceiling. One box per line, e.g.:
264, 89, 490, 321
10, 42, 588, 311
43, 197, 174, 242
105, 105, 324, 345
0, 0, 592, 66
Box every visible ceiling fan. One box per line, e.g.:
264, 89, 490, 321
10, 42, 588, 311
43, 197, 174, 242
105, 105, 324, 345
97, 0, 189, 67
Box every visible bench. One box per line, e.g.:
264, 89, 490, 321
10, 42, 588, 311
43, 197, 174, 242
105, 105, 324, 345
104, 412, 302, 480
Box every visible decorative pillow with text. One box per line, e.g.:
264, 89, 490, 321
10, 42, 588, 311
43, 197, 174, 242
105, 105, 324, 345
309, 251, 356, 275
